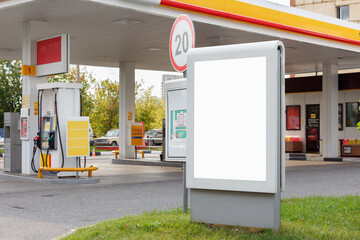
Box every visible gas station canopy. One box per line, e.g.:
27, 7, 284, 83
1, 0, 360, 74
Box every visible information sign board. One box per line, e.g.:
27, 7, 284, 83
131, 122, 144, 146
66, 117, 89, 157
165, 79, 187, 161
36, 34, 69, 76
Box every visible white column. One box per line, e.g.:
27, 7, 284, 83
119, 62, 135, 159
321, 62, 338, 158
21, 21, 47, 174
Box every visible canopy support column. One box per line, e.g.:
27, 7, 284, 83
21, 21, 47, 174
119, 62, 135, 159
321, 62, 339, 158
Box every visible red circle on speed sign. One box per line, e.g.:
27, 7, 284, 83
169, 15, 195, 72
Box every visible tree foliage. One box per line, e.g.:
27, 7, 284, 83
0, 60, 22, 127
90, 79, 119, 136
135, 80, 165, 131
0, 61, 165, 137
49, 66, 119, 137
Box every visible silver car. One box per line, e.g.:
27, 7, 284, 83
144, 129, 163, 146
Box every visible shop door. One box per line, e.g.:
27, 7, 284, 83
306, 104, 320, 152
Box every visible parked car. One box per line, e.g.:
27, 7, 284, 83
94, 129, 119, 146
144, 129, 163, 146
89, 125, 94, 146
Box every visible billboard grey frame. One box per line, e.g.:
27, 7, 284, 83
186, 41, 285, 230
165, 78, 187, 162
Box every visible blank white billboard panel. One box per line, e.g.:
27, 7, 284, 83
193, 57, 266, 181
187, 41, 285, 193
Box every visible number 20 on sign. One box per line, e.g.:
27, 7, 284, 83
169, 15, 195, 72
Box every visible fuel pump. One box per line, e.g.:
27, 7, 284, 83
30, 82, 84, 177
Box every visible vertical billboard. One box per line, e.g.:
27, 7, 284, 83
187, 41, 285, 193
165, 79, 187, 161
286, 105, 301, 130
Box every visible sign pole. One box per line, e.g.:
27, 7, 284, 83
182, 69, 188, 213
169, 14, 194, 213
183, 162, 188, 213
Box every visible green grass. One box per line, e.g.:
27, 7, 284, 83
90, 146, 112, 152
0, 148, 3, 154
142, 147, 163, 151
62, 196, 360, 240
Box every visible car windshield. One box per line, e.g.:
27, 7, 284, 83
145, 130, 157, 135
104, 130, 119, 137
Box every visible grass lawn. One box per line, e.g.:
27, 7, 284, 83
62, 196, 360, 240
142, 147, 163, 151
90, 146, 112, 152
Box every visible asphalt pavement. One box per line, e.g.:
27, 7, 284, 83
283, 160, 360, 198
0, 155, 359, 240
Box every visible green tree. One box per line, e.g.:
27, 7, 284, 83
135, 80, 165, 131
0, 60, 22, 127
48, 66, 95, 117
90, 79, 119, 136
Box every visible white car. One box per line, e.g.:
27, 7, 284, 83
89, 125, 94, 145
94, 129, 119, 146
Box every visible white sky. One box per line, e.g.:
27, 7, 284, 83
85, 0, 289, 97
85, 65, 182, 97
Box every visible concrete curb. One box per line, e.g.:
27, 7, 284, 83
0, 171, 100, 184
340, 158, 360, 163
112, 158, 182, 167
88, 151, 118, 156
285, 153, 360, 163
289, 153, 306, 161
52, 228, 80, 240
324, 157, 343, 162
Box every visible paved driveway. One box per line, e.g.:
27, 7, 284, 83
283, 160, 360, 198
0, 157, 359, 240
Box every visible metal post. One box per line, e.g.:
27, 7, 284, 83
183, 162, 188, 213
76, 157, 79, 179
76, 65, 80, 83
182, 70, 188, 213
135, 146, 137, 159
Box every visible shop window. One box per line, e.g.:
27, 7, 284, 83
345, 102, 360, 127
337, 6, 349, 20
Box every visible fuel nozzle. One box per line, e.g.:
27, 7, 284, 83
34, 132, 41, 148
49, 131, 56, 149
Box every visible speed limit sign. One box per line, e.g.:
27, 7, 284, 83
169, 15, 195, 72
